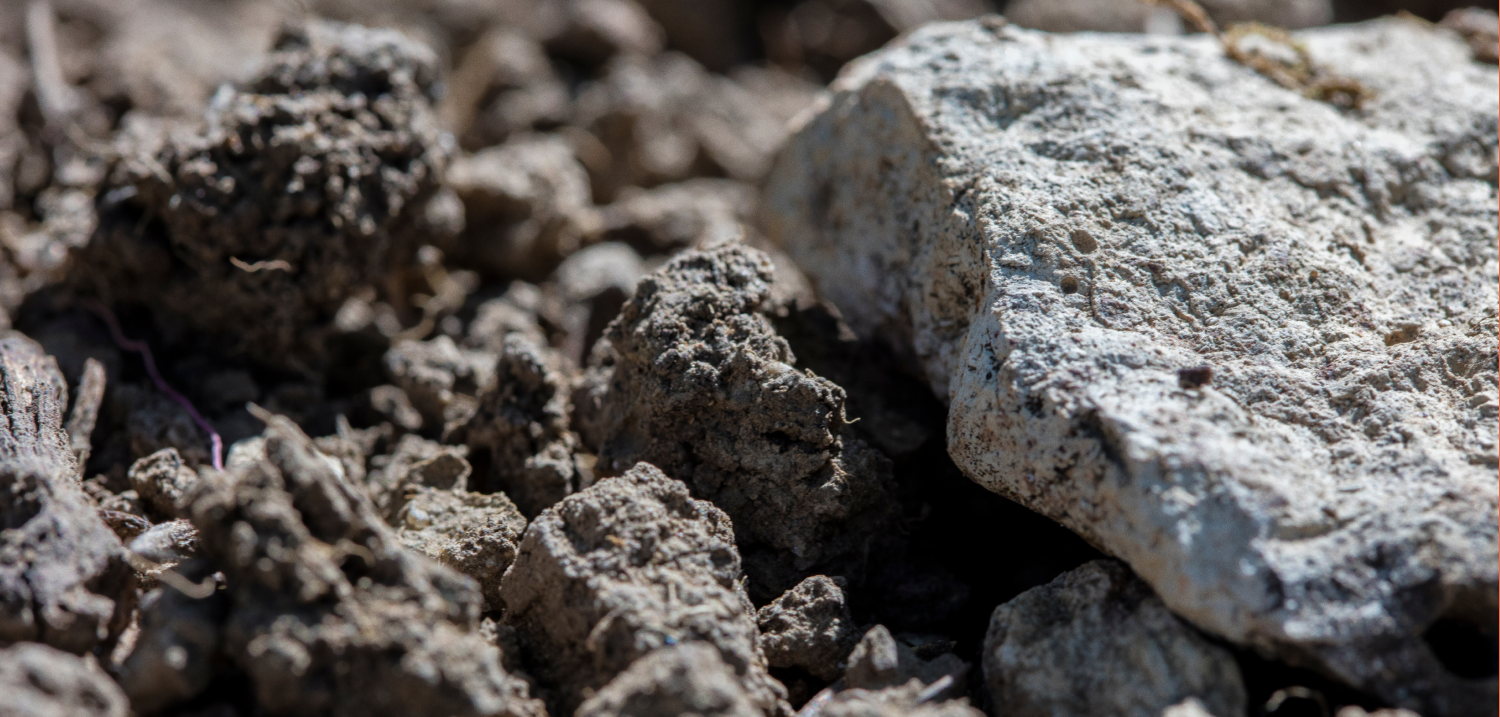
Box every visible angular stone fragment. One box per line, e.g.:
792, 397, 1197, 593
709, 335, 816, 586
757, 575, 859, 681
499, 462, 786, 716
0, 642, 128, 717
0, 334, 132, 654
79, 19, 448, 367
764, 18, 1499, 715
576, 642, 762, 717
185, 412, 543, 717
395, 486, 528, 611
983, 560, 1246, 717
465, 333, 583, 517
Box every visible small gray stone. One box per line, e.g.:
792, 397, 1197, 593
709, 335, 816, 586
983, 560, 1246, 717
757, 575, 859, 681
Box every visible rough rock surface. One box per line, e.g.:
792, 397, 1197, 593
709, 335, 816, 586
0, 334, 132, 654
0, 641, 129, 717
574, 243, 895, 599
983, 560, 1246, 717
464, 333, 583, 517
764, 17, 1499, 715
79, 19, 448, 367
757, 575, 858, 681
185, 412, 543, 717
499, 462, 787, 716
575, 642, 763, 717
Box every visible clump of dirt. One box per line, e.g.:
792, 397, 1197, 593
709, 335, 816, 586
573, 242, 898, 600
77, 19, 449, 368
0, 2, 1478, 716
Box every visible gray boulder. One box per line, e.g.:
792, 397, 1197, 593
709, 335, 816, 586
764, 17, 1498, 716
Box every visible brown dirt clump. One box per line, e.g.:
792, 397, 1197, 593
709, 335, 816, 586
77, 19, 449, 369
499, 461, 788, 716
574, 242, 897, 600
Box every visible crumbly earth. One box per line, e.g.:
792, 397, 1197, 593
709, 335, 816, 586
0, 2, 1492, 715
757, 575, 859, 681
499, 462, 788, 717
983, 560, 1246, 717
765, 16, 1499, 715
184, 413, 544, 717
464, 333, 585, 516
575, 642, 764, 717
76, 19, 449, 368
574, 243, 898, 600
0, 334, 133, 655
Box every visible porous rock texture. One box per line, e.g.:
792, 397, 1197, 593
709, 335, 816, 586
0, 334, 132, 654
79, 19, 449, 367
0, 641, 129, 717
498, 462, 788, 717
983, 560, 1246, 717
184, 412, 543, 717
764, 17, 1499, 716
574, 243, 896, 599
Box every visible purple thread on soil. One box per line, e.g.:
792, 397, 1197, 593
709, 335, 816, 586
82, 299, 224, 470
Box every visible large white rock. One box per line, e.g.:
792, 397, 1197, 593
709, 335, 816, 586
763, 16, 1498, 716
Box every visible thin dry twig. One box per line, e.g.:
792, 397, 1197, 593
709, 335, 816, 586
231, 256, 295, 273
82, 299, 224, 470
65, 357, 106, 470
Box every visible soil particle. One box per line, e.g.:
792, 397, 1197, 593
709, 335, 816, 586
184, 411, 544, 717
394, 483, 528, 612
0, 333, 133, 654
804, 679, 986, 717
498, 461, 788, 717
573, 242, 896, 600
78, 19, 449, 368
843, 626, 968, 701
0, 641, 129, 717
383, 335, 496, 432
576, 641, 765, 717
463, 333, 584, 517
447, 133, 597, 281
127, 447, 198, 521
757, 575, 859, 682
362, 433, 469, 520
